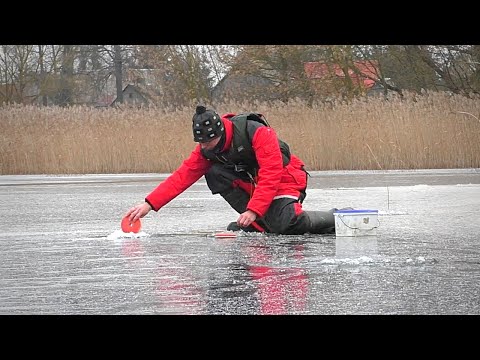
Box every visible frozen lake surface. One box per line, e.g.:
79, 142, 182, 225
0, 169, 479, 315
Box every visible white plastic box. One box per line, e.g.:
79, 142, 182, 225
333, 209, 379, 237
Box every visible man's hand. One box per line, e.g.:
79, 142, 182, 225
237, 210, 257, 228
125, 202, 152, 223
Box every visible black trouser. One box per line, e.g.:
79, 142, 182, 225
205, 163, 310, 235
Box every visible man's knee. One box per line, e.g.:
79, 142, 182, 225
262, 199, 307, 234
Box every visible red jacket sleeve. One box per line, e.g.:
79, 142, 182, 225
246, 126, 284, 217
145, 145, 211, 211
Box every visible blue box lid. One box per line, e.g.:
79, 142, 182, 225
334, 209, 378, 214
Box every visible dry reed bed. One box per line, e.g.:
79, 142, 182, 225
1, 92, 479, 174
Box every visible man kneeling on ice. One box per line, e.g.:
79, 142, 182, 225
125, 105, 345, 235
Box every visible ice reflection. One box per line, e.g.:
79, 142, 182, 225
113, 233, 313, 315
155, 257, 206, 315
335, 236, 378, 258
114, 235, 206, 315
243, 242, 308, 315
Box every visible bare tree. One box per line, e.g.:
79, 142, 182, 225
114, 45, 123, 104
130, 45, 220, 107
0, 45, 36, 104
2, 44, 477, 107
222, 45, 323, 103
37, 45, 48, 106
368, 45, 479, 97
55, 45, 75, 106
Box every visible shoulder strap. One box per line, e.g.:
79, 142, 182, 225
231, 112, 270, 126
231, 112, 291, 167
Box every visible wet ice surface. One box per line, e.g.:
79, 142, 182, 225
0, 169, 479, 315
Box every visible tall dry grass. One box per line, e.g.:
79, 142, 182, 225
1, 92, 479, 174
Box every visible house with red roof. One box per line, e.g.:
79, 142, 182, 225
304, 60, 380, 90
210, 60, 385, 103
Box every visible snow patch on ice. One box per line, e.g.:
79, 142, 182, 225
107, 229, 149, 241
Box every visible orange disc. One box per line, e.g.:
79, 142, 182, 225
121, 216, 141, 233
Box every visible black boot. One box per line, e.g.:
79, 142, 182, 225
305, 209, 337, 234
305, 207, 355, 234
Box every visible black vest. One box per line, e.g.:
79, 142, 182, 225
201, 113, 291, 174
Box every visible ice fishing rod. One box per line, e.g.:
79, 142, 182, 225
365, 143, 390, 212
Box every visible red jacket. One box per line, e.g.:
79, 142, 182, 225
145, 113, 307, 218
